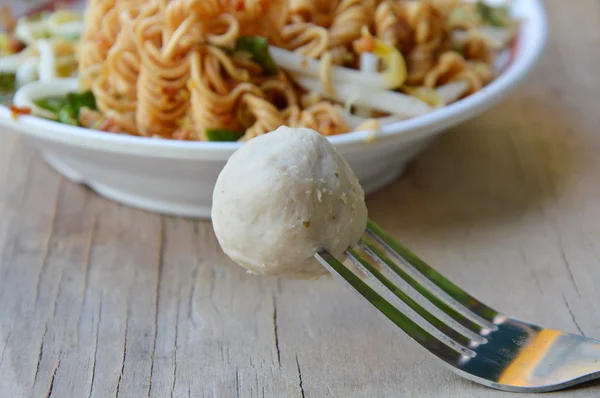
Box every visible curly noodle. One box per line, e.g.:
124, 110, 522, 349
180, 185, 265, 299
76, 0, 514, 140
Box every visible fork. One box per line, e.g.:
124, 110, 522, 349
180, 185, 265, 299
314, 219, 600, 393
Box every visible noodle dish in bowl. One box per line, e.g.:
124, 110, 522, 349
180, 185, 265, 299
0, 0, 547, 218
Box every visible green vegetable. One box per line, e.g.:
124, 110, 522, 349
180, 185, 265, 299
58, 107, 78, 125
66, 91, 97, 111
0, 72, 16, 93
63, 34, 81, 42
205, 128, 244, 142
34, 90, 97, 126
34, 96, 65, 113
476, 1, 512, 27
234, 36, 278, 75
33, 31, 52, 40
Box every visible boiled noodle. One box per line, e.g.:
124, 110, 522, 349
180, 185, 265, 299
38, 0, 517, 141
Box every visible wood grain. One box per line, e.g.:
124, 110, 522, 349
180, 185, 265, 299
1, 1, 600, 396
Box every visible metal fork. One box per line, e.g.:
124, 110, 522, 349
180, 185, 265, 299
314, 219, 600, 393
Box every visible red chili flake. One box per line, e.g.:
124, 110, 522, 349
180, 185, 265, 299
9, 37, 25, 53
161, 86, 179, 96
353, 35, 375, 54
95, 34, 109, 49
173, 129, 192, 140
9, 105, 32, 120
98, 117, 118, 132
233, 0, 245, 11
319, 120, 337, 136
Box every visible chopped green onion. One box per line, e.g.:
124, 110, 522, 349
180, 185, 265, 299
34, 96, 66, 113
0, 72, 16, 94
205, 128, 244, 142
66, 90, 97, 111
33, 90, 98, 126
476, 1, 512, 27
34, 31, 52, 40
58, 107, 78, 125
234, 36, 278, 75
63, 34, 81, 42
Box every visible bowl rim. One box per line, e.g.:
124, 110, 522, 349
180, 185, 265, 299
0, 0, 548, 159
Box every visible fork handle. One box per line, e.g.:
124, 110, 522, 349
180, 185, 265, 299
496, 328, 600, 388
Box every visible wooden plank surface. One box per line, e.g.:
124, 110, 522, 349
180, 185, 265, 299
1, 1, 600, 396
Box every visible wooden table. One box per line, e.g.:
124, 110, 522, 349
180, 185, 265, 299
1, 1, 599, 397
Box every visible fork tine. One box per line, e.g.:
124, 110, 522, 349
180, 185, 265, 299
366, 220, 503, 328
346, 248, 484, 346
352, 242, 486, 344
314, 251, 475, 362
358, 238, 490, 335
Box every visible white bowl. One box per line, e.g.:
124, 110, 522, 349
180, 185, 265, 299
0, 0, 547, 219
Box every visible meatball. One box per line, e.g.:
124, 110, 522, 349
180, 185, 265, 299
212, 126, 368, 279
